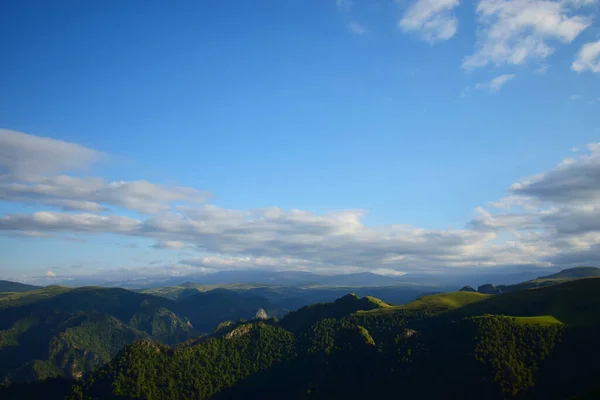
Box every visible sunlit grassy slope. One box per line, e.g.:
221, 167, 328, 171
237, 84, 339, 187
401, 292, 490, 311
471, 315, 562, 326
358, 278, 600, 327
359, 291, 490, 315
455, 277, 600, 326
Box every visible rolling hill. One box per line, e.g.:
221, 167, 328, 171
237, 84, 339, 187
3, 274, 600, 399
0, 280, 39, 293
542, 266, 600, 280
474, 266, 600, 294
0, 285, 278, 383
50, 277, 600, 400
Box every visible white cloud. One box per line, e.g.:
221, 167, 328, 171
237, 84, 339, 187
46, 270, 56, 277
4, 131, 600, 275
474, 144, 600, 267
372, 268, 407, 276
475, 74, 516, 92
463, 0, 595, 69
399, 0, 460, 43
151, 240, 188, 250
510, 143, 600, 203
0, 207, 498, 272
0, 176, 210, 214
569, 94, 582, 100
0, 131, 210, 214
572, 40, 600, 73
348, 21, 368, 35
0, 129, 104, 180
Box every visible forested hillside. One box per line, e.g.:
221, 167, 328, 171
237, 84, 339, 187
57, 278, 600, 399
0, 286, 279, 383
2, 276, 600, 399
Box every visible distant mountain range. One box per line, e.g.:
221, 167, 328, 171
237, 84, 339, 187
10, 265, 577, 290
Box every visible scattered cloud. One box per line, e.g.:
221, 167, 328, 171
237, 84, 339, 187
463, 0, 595, 69
475, 74, 516, 93
348, 21, 368, 35
0, 130, 104, 180
399, 0, 460, 43
569, 94, 582, 100
4, 131, 600, 275
47, 270, 56, 277
0, 176, 210, 214
510, 143, 600, 204
372, 268, 407, 276
572, 40, 600, 73
535, 64, 549, 75
151, 240, 189, 250
0, 129, 210, 214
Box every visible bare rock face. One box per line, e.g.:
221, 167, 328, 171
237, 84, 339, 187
255, 308, 268, 320
225, 324, 254, 340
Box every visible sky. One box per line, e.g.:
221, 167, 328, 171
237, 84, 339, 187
1, 0, 600, 284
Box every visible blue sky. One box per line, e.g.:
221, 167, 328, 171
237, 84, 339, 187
1, 0, 600, 284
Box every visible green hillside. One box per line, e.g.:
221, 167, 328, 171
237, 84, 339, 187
491, 267, 600, 294
456, 277, 600, 326
279, 293, 388, 332
55, 278, 600, 400
0, 280, 40, 293
543, 267, 600, 279
0, 286, 72, 308
0, 286, 276, 383
399, 291, 489, 311
3, 277, 600, 399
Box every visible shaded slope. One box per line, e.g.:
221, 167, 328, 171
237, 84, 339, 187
0, 280, 40, 293
455, 277, 600, 326
279, 294, 388, 332
494, 267, 600, 294
0, 287, 193, 381
0, 286, 71, 308
0, 285, 278, 383
543, 267, 600, 280
68, 322, 296, 400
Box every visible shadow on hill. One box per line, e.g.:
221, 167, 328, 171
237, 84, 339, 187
212, 339, 380, 399
0, 377, 76, 400
451, 278, 600, 326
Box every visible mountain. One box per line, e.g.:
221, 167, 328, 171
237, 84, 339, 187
484, 266, 600, 294
0, 286, 277, 383
542, 266, 600, 280
141, 281, 439, 312
191, 270, 401, 286
0, 285, 71, 308
317, 272, 401, 286
279, 293, 389, 332
54, 278, 600, 400
0, 280, 40, 293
